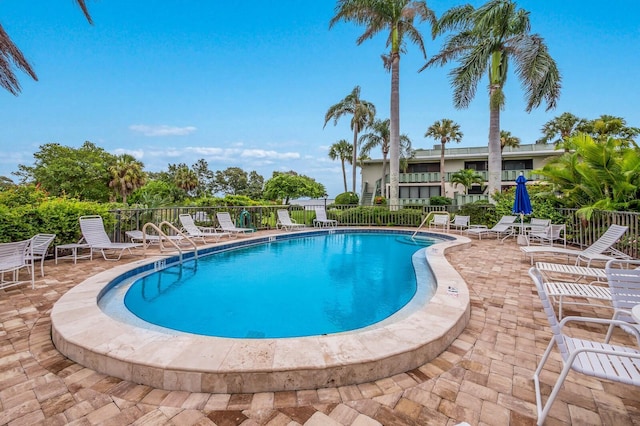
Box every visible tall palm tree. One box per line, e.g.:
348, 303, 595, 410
328, 139, 354, 193
537, 112, 585, 150
500, 130, 520, 151
108, 154, 146, 204
1, 1, 92, 95
330, 0, 436, 208
174, 165, 199, 196
359, 118, 412, 197
422, 0, 561, 200
424, 119, 463, 196
578, 114, 640, 145
324, 86, 376, 193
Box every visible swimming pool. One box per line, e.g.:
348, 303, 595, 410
119, 233, 434, 338
52, 228, 471, 393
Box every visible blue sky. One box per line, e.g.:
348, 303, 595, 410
2, 1, 639, 197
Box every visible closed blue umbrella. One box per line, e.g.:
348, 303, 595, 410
513, 173, 533, 217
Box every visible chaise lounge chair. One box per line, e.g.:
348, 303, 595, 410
313, 206, 338, 227
450, 215, 470, 233
79, 215, 143, 261
604, 259, 640, 346
466, 215, 517, 240
178, 214, 231, 243
125, 229, 189, 247
520, 224, 629, 266
276, 209, 306, 231
216, 212, 253, 237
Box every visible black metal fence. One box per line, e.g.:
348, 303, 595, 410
107, 205, 640, 259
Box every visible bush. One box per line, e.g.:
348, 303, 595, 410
335, 192, 359, 205
429, 196, 452, 206
373, 196, 387, 206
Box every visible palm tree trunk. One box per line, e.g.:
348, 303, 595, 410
389, 54, 400, 210
381, 154, 388, 197
352, 127, 358, 194
487, 96, 502, 202
440, 141, 446, 196
341, 159, 348, 192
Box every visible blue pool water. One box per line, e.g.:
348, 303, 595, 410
122, 233, 436, 338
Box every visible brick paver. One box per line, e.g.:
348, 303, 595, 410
1, 233, 639, 425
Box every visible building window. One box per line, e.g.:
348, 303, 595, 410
464, 161, 487, 171
406, 163, 439, 173
399, 186, 440, 199
468, 185, 484, 195
503, 159, 533, 170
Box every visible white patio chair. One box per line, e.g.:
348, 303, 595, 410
450, 215, 470, 233
528, 224, 566, 248
313, 206, 338, 227
178, 214, 231, 243
79, 215, 143, 261
605, 259, 640, 346
276, 209, 306, 231
25, 233, 56, 277
0, 239, 34, 290
428, 213, 450, 232
529, 266, 640, 425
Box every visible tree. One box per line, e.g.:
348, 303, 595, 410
263, 171, 326, 204
192, 159, 214, 197
108, 154, 146, 204
424, 119, 463, 196
324, 86, 375, 193
500, 130, 520, 151
331, 1, 435, 208
360, 118, 412, 196
213, 167, 251, 196
245, 171, 265, 200
171, 164, 198, 196
537, 112, 585, 149
450, 169, 484, 195
422, 0, 561, 201
537, 133, 640, 217
15, 141, 116, 201
328, 139, 353, 193
1, 0, 92, 95
577, 114, 640, 145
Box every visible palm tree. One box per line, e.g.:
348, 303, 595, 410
538, 112, 585, 150
424, 119, 463, 196
108, 154, 146, 204
421, 0, 561, 201
324, 86, 376, 193
1, 1, 92, 95
500, 130, 520, 152
450, 169, 484, 195
578, 114, 640, 145
330, 0, 436, 208
328, 139, 354, 193
174, 165, 199, 196
359, 118, 412, 196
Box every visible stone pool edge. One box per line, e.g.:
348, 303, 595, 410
51, 228, 472, 393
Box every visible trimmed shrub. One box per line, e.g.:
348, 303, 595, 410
335, 192, 359, 205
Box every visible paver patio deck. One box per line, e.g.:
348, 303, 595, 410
1, 230, 639, 425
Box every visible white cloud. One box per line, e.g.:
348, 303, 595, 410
240, 149, 300, 160
113, 148, 144, 159
129, 124, 197, 137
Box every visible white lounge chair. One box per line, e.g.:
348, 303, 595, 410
605, 259, 640, 346
79, 215, 142, 261
450, 215, 470, 233
178, 214, 230, 243
520, 224, 629, 266
428, 213, 450, 232
466, 215, 517, 240
25, 233, 56, 277
276, 209, 306, 231
529, 266, 640, 426
216, 212, 253, 237
125, 230, 188, 247
0, 239, 34, 290
313, 206, 338, 227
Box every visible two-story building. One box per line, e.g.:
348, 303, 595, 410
359, 143, 561, 205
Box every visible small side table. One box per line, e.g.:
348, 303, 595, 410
55, 243, 92, 264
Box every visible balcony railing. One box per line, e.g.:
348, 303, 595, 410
392, 169, 542, 185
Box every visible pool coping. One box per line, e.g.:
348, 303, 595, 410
51, 228, 472, 393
